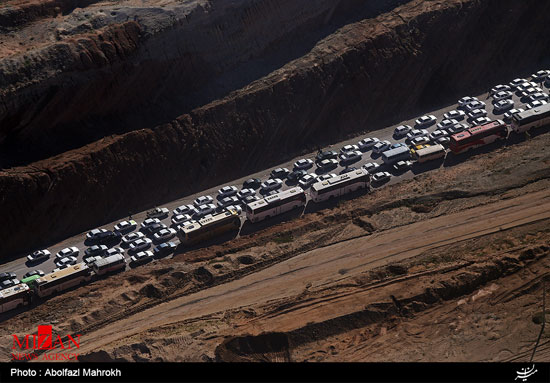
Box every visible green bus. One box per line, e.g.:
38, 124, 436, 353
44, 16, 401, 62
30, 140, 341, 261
21, 275, 41, 289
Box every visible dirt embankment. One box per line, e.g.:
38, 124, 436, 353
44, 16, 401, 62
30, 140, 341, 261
1, 0, 550, 259
0, 126, 549, 362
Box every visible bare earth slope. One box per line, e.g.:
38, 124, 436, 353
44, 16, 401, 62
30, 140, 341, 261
1, 125, 549, 362
1, 0, 550, 258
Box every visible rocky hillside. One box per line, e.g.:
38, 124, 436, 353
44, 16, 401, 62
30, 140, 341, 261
1, 0, 550, 258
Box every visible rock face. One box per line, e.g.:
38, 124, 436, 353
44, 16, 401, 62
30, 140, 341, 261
0, 0, 408, 166
1, 0, 550, 258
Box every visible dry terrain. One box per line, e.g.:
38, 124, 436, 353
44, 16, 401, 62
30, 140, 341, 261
1, 125, 549, 362
2, 0, 550, 363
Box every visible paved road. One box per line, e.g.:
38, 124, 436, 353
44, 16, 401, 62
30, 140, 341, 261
1, 75, 549, 280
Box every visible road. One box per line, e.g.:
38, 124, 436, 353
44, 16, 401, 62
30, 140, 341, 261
1, 75, 548, 280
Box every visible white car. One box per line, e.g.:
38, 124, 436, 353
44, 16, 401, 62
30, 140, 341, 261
458, 96, 479, 108
84, 255, 103, 265
340, 144, 359, 153
393, 125, 412, 137
429, 130, 447, 141
146, 207, 169, 219
298, 174, 318, 188
468, 108, 487, 119
372, 172, 391, 183
393, 160, 413, 171
436, 119, 458, 130
217, 186, 238, 198
153, 228, 177, 242
503, 108, 524, 122
293, 158, 314, 170
362, 162, 380, 174
86, 228, 108, 241
195, 203, 217, 217
317, 173, 337, 181
129, 238, 152, 252
55, 256, 77, 268
509, 78, 527, 89
525, 100, 549, 109
339, 167, 359, 175
114, 220, 137, 234
177, 220, 198, 231
56, 246, 79, 259
446, 123, 468, 135
406, 129, 429, 140
490, 84, 511, 95
414, 115, 436, 127
316, 158, 339, 171
241, 195, 260, 205
270, 167, 290, 179
410, 136, 430, 146
372, 140, 391, 154
437, 137, 451, 146
531, 70, 550, 81
173, 204, 197, 216
339, 150, 362, 162
443, 110, 465, 120
261, 178, 283, 192
493, 99, 514, 112
104, 247, 124, 257
194, 195, 214, 207
218, 196, 240, 208
140, 218, 161, 229
130, 251, 154, 265
465, 100, 486, 112
471, 116, 491, 126
171, 214, 193, 226
122, 231, 145, 245
492, 90, 512, 101
27, 249, 51, 263
236, 188, 255, 200
357, 137, 379, 150
84, 245, 108, 258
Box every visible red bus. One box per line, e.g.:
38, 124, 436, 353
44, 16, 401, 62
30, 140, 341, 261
449, 120, 508, 154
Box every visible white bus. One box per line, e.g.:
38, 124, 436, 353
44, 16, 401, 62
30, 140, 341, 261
310, 169, 370, 203
381, 146, 410, 164
0, 284, 30, 313
414, 144, 446, 163
92, 254, 126, 276
511, 103, 550, 133
34, 263, 92, 298
245, 187, 306, 223
178, 208, 241, 245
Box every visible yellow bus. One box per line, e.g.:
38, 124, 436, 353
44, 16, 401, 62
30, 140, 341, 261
34, 263, 92, 298
177, 209, 241, 246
